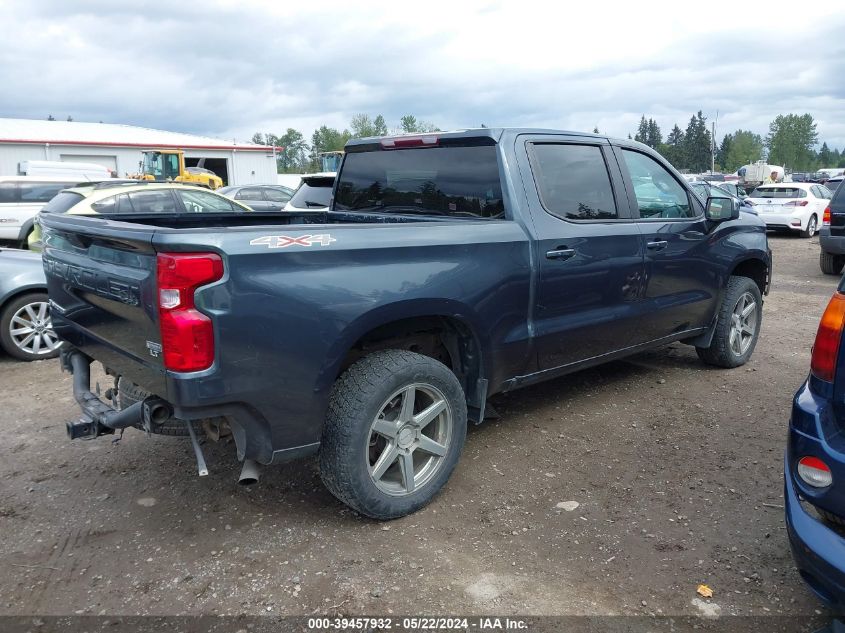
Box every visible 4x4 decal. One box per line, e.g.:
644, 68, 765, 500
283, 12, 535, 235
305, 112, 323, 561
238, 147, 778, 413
249, 234, 336, 249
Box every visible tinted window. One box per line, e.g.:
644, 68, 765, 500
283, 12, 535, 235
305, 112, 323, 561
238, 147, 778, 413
288, 180, 333, 209
20, 182, 73, 203
91, 195, 118, 214
621, 149, 694, 219
127, 190, 180, 213
0, 182, 16, 203
175, 189, 239, 213
750, 187, 806, 198
264, 187, 291, 203
334, 145, 504, 219
529, 144, 617, 220
41, 191, 84, 213
234, 187, 265, 201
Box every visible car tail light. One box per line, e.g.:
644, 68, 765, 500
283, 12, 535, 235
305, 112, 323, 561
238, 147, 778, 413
798, 456, 833, 488
380, 135, 439, 149
824, 207, 831, 226
810, 291, 845, 382
156, 252, 224, 372
785, 200, 809, 206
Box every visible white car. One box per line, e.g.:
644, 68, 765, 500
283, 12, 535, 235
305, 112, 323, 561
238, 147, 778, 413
746, 182, 832, 237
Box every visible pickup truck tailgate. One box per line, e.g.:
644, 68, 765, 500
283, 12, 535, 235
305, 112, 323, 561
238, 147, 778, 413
41, 216, 167, 394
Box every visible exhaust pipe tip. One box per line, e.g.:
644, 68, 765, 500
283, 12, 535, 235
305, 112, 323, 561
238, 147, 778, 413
238, 459, 260, 486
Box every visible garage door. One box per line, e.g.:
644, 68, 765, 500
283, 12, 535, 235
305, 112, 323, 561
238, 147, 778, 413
60, 154, 118, 172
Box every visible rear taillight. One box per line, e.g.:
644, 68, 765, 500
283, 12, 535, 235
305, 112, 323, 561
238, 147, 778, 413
823, 207, 831, 226
785, 200, 809, 206
810, 291, 845, 382
797, 456, 833, 488
156, 252, 224, 372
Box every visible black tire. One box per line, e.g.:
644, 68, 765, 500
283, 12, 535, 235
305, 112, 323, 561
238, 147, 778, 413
696, 276, 763, 368
800, 214, 818, 238
820, 251, 845, 276
0, 292, 62, 361
117, 377, 199, 436
319, 350, 467, 520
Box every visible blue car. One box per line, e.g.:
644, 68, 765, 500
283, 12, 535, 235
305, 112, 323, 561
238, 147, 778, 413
787, 281, 845, 607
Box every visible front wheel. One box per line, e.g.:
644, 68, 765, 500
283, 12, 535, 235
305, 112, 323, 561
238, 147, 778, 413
319, 350, 467, 520
696, 276, 763, 368
800, 214, 818, 238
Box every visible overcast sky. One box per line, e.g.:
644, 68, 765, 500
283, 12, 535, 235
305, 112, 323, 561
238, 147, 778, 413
1, 0, 843, 150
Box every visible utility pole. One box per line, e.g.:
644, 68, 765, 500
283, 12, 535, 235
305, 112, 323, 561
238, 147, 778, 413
711, 121, 716, 175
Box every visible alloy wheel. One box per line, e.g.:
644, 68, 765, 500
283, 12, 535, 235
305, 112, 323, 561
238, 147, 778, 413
9, 301, 61, 357
729, 291, 757, 357
366, 383, 453, 496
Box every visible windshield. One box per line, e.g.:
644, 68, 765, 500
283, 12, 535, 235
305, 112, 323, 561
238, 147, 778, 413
334, 145, 505, 219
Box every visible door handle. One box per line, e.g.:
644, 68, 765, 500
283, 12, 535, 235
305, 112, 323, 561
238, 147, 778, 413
546, 247, 576, 261
646, 240, 668, 251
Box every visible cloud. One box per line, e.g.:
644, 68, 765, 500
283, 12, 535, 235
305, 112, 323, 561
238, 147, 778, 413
1, 0, 844, 151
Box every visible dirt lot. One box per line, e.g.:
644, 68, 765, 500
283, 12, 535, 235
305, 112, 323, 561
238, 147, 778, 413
0, 234, 838, 621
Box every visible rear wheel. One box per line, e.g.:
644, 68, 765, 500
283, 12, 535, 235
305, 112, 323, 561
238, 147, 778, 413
820, 251, 845, 275
319, 350, 467, 520
696, 276, 762, 368
0, 293, 62, 361
800, 214, 818, 238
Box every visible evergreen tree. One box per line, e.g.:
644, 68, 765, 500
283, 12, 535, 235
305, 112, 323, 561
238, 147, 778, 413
682, 111, 711, 172
645, 119, 662, 149
818, 142, 832, 167
634, 116, 649, 144
592, 126, 600, 134
716, 134, 732, 170
724, 130, 764, 172
659, 124, 686, 168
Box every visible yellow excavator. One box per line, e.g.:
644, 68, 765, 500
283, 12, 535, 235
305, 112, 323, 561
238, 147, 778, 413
129, 149, 223, 189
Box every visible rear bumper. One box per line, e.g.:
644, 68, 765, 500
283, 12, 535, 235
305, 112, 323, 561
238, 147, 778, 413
62, 348, 171, 439
759, 211, 806, 230
785, 455, 845, 609
820, 228, 845, 255
787, 380, 845, 608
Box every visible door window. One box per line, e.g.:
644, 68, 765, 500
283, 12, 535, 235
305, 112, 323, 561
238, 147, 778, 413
234, 188, 265, 201
621, 150, 695, 219
264, 187, 291, 203
529, 143, 617, 220
20, 182, 73, 203
0, 182, 17, 203
175, 189, 239, 213
126, 190, 180, 213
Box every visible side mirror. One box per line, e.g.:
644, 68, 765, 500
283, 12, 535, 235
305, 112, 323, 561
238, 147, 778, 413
705, 196, 740, 222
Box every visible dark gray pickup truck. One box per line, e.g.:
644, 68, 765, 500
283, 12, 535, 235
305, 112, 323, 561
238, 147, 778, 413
42, 128, 771, 519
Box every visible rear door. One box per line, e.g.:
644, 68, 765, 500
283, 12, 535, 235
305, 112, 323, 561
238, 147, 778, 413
613, 146, 720, 342
263, 186, 291, 211
516, 135, 645, 370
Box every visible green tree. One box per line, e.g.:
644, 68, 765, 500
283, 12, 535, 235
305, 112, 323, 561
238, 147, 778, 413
276, 128, 309, 173
716, 134, 732, 170
818, 142, 832, 167
646, 119, 662, 149
766, 113, 818, 171
682, 111, 711, 172
350, 113, 389, 138
724, 130, 764, 172
659, 124, 686, 168
634, 115, 649, 144
310, 125, 352, 169
399, 114, 439, 133
592, 126, 600, 134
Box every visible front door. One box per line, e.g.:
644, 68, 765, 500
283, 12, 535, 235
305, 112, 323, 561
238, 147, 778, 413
517, 136, 646, 371
613, 146, 721, 343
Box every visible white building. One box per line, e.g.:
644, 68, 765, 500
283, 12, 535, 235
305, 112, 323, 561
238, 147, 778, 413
0, 118, 276, 186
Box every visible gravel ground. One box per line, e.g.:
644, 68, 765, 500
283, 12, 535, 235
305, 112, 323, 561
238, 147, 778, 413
0, 234, 838, 622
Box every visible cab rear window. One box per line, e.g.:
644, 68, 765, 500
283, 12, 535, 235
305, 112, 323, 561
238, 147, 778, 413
334, 146, 504, 219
